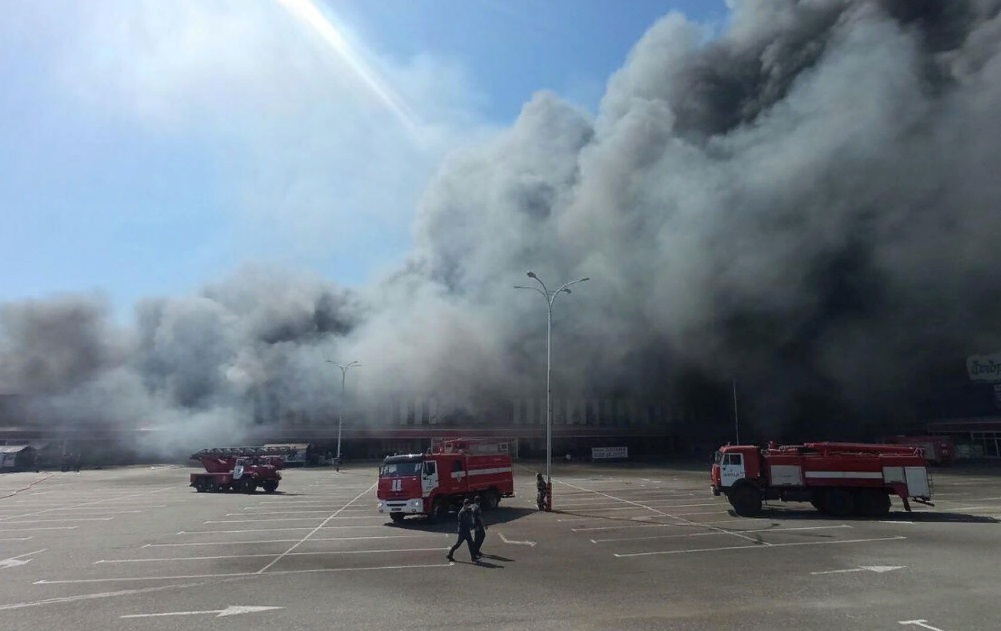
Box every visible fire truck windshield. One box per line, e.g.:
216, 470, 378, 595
381, 462, 421, 477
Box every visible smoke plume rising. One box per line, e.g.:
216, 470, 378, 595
3, 0, 1001, 453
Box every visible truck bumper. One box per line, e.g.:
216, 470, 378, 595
377, 499, 425, 515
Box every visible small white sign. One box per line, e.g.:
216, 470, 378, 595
592, 446, 628, 460
967, 352, 1001, 382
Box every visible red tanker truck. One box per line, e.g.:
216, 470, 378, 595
711, 442, 934, 517
377, 438, 515, 523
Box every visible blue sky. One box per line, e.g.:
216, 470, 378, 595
0, 0, 727, 322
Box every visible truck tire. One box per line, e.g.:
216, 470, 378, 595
727, 483, 762, 517
262, 480, 279, 493
855, 489, 891, 517
483, 490, 501, 511
823, 489, 854, 517
241, 478, 257, 494
428, 499, 447, 524
194, 479, 208, 493
390, 513, 406, 523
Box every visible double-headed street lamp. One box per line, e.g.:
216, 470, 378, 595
326, 360, 360, 461
515, 271, 589, 511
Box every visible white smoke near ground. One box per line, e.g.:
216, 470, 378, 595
3, 0, 1001, 454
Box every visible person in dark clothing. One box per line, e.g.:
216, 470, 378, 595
536, 473, 547, 511
447, 498, 478, 563
471, 495, 487, 559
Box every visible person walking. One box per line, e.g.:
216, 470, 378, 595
447, 498, 478, 563
536, 472, 547, 511
471, 495, 487, 560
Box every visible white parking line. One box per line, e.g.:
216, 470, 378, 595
257, 482, 377, 574
97, 547, 447, 563
206, 515, 382, 523
564, 502, 720, 512
143, 533, 441, 547
227, 511, 369, 516
177, 525, 387, 534
613, 535, 907, 557
33, 562, 454, 585
558, 479, 758, 543
0, 536, 32, 541
0, 487, 173, 521
591, 524, 852, 543
0, 518, 113, 524
0, 526, 77, 532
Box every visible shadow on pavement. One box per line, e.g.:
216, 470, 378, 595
383, 506, 538, 532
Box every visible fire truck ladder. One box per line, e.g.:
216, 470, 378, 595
189, 446, 299, 460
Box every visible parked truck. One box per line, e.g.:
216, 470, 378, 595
711, 442, 934, 517
189, 446, 290, 493
377, 438, 515, 523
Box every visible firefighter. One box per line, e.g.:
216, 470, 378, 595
471, 495, 487, 560
447, 498, 478, 563
536, 473, 547, 511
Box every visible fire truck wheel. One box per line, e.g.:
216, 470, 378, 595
824, 489, 854, 517
390, 513, 406, 523
262, 480, 279, 493
429, 499, 447, 524
855, 489, 891, 517
728, 483, 762, 517
241, 479, 257, 494
194, 480, 208, 493
483, 490, 501, 511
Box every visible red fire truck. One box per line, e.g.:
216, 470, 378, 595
376, 438, 515, 523
189, 446, 289, 493
711, 442, 934, 517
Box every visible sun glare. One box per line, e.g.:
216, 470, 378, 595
275, 0, 421, 134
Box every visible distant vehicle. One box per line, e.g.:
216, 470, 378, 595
188, 446, 289, 493
880, 435, 954, 466
711, 442, 933, 517
377, 438, 514, 523
262, 443, 313, 467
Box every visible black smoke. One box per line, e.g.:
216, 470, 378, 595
4, 0, 1001, 451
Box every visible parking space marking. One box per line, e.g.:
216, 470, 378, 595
178, 524, 388, 534
144, 533, 441, 547
0, 526, 77, 532
558, 479, 760, 543
0, 486, 173, 521
256, 482, 377, 574
562, 502, 720, 513
98, 547, 447, 563
226, 511, 369, 516
206, 515, 383, 524
0, 517, 113, 524
613, 535, 906, 557
591, 524, 852, 543
34, 562, 454, 585
899, 620, 947, 630
0, 536, 32, 541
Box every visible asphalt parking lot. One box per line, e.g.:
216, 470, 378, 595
0, 462, 999, 630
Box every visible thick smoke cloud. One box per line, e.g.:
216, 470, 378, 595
4, 0, 1001, 452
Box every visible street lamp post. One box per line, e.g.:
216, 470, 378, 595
326, 360, 360, 462
515, 271, 589, 511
